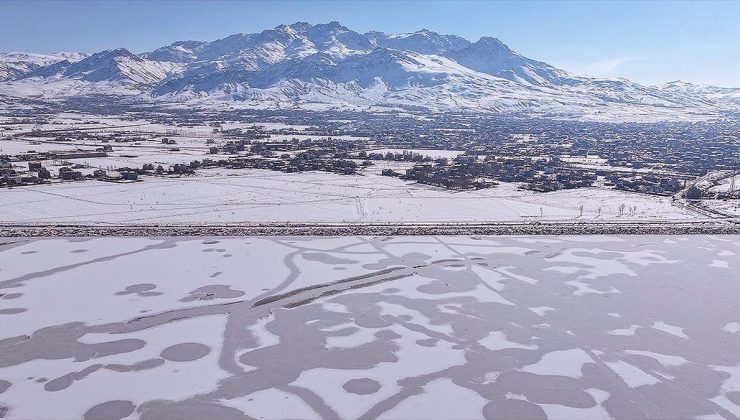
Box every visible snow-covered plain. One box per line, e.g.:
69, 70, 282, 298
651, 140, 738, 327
1, 235, 739, 419
702, 200, 740, 218
0, 112, 714, 225
0, 168, 700, 224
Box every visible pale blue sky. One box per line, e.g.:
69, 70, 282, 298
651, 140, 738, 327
1, 0, 738, 87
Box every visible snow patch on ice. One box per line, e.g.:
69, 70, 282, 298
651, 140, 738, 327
652, 321, 689, 339
623, 349, 688, 367
604, 358, 661, 388
722, 322, 740, 334
480, 331, 538, 351
608, 324, 641, 336
521, 348, 594, 378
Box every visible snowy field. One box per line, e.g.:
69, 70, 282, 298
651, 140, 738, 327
0, 169, 701, 224
702, 200, 740, 217
1, 235, 739, 419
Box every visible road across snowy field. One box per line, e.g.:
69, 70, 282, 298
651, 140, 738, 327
1, 235, 740, 419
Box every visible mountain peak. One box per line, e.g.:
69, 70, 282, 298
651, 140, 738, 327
474, 37, 511, 51
278, 21, 349, 34
287, 21, 312, 30
665, 80, 692, 86
366, 29, 471, 55
274, 23, 297, 34
100, 48, 137, 59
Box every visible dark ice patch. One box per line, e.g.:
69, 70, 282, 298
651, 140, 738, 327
45, 364, 103, 392
180, 285, 245, 302
115, 284, 162, 297
483, 399, 547, 420
83, 400, 136, 420
302, 252, 358, 265
355, 315, 391, 328
139, 400, 250, 420
375, 329, 401, 340
160, 343, 211, 362
416, 338, 438, 347
343, 378, 381, 395
106, 358, 165, 372
0, 308, 27, 315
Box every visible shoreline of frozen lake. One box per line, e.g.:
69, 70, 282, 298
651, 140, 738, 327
2, 220, 740, 237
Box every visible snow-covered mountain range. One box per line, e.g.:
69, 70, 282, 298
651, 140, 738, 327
2, 21, 738, 120
0, 52, 88, 81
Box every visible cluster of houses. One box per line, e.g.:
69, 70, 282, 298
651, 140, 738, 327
206, 137, 367, 175
1, 160, 47, 187
227, 155, 359, 175
605, 173, 684, 196
395, 162, 495, 190
350, 113, 738, 191
116, 154, 360, 179
384, 154, 598, 192
5, 149, 108, 163
479, 156, 596, 191
356, 150, 434, 163
0, 160, 138, 187
378, 151, 696, 196
0, 147, 116, 187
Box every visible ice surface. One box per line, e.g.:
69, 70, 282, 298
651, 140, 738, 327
1, 235, 739, 419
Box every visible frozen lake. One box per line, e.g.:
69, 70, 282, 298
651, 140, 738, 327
1, 235, 739, 419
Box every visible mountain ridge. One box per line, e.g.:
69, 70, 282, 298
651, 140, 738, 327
1, 21, 737, 121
